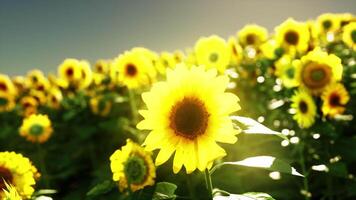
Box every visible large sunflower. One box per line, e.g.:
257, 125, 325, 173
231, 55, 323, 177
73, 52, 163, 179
19, 114, 53, 143
275, 55, 299, 88
0, 151, 39, 199
321, 83, 350, 118
238, 24, 268, 48
291, 89, 317, 128
0, 74, 17, 96
275, 18, 310, 55
194, 35, 231, 73
110, 139, 155, 192
342, 22, 356, 50
137, 65, 240, 174
294, 48, 342, 95
0, 92, 15, 113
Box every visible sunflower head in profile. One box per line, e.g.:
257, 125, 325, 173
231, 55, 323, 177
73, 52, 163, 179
342, 22, 356, 50
0, 151, 39, 199
112, 48, 157, 89
275, 55, 299, 88
321, 83, 350, 118
227, 36, 243, 65
137, 64, 241, 174
110, 139, 155, 192
77, 60, 93, 89
0, 91, 15, 113
294, 48, 342, 95
194, 35, 231, 73
291, 89, 317, 128
0, 74, 17, 96
237, 24, 268, 48
275, 18, 310, 55
90, 95, 112, 117
19, 114, 53, 143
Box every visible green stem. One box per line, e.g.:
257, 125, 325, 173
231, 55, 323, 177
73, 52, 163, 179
299, 142, 310, 200
128, 89, 139, 125
204, 169, 213, 200
37, 144, 50, 188
186, 175, 197, 200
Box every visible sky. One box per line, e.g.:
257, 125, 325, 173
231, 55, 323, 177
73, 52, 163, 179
0, 0, 355, 75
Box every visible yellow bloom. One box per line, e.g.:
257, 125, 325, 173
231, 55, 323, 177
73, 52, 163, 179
173, 50, 185, 64
227, 36, 243, 64
110, 139, 155, 192
111, 49, 156, 89
321, 83, 350, 118
19, 114, 53, 143
338, 13, 355, 27
30, 90, 47, 106
183, 48, 197, 67
94, 59, 110, 74
275, 18, 310, 55
11, 76, 26, 94
58, 58, 82, 87
260, 39, 282, 60
0, 151, 39, 199
90, 95, 112, 117
20, 96, 38, 117
342, 22, 356, 50
78, 60, 93, 89
238, 24, 268, 47
194, 35, 231, 73
291, 89, 316, 128
316, 13, 341, 34
26, 70, 50, 92
275, 55, 299, 88
294, 48, 342, 95
2, 182, 22, 200
47, 88, 63, 109
155, 52, 178, 74
0, 74, 17, 96
137, 64, 240, 174
0, 92, 15, 113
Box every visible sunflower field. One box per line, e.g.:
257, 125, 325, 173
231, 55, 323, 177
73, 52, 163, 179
1, 13, 356, 200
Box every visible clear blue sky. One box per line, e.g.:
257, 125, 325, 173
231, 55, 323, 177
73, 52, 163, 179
0, 0, 355, 75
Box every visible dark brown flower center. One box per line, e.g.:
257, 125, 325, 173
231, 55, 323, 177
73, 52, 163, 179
126, 64, 137, 77
299, 101, 308, 114
169, 97, 209, 139
284, 31, 299, 45
0, 82, 8, 91
322, 20, 332, 30
246, 34, 256, 45
329, 93, 341, 107
302, 62, 331, 90
0, 166, 13, 190
66, 68, 74, 77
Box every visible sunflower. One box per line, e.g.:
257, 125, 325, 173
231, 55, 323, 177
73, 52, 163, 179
275, 55, 299, 88
47, 88, 63, 109
19, 114, 53, 143
11, 76, 26, 94
110, 139, 155, 192
26, 70, 50, 92
227, 36, 243, 65
338, 13, 355, 27
137, 64, 240, 174
156, 52, 178, 74
342, 22, 356, 50
237, 24, 268, 48
294, 48, 342, 95
111, 49, 155, 89
173, 50, 185, 63
291, 89, 317, 128
94, 59, 110, 74
58, 58, 82, 87
194, 35, 231, 73
184, 48, 197, 67
260, 39, 283, 60
29, 90, 47, 106
0, 92, 15, 113
316, 13, 341, 34
20, 96, 38, 117
0, 74, 17, 96
2, 182, 22, 200
275, 18, 310, 55
0, 151, 39, 199
90, 95, 112, 117
77, 60, 93, 89
321, 83, 350, 118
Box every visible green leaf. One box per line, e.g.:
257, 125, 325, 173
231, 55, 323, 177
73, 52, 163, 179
213, 192, 275, 200
86, 180, 116, 197
153, 182, 177, 200
211, 156, 303, 177
231, 116, 287, 140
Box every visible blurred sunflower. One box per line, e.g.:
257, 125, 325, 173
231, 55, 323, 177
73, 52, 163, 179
317, 13, 341, 34
131, 47, 158, 79
137, 64, 240, 174
183, 48, 197, 67
342, 22, 356, 50
26, 70, 50, 92
19, 114, 53, 143
111, 49, 154, 89
321, 83, 350, 118
0, 74, 17, 96
58, 58, 82, 87
11, 76, 26, 94
275, 18, 310, 55
0, 92, 15, 113
237, 24, 268, 47
294, 48, 342, 95
77, 60, 93, 89
90, 95, 112, 117
173, 50, 185, 63
156, 52, 177, 74
47, 88, 63, 109
275, 55, 299, 88
338, 13, 355, 27
260, 39, 283, 60
227, 36, 243, 64
20, 96, 38, 117
0, 151, 39, 199
194, 35, 231, 73
94, 59, 110, 74
30, 90, 47, 106
2, 182, 22, 200
291, 89, 317, 128
110, 139, 155, 192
